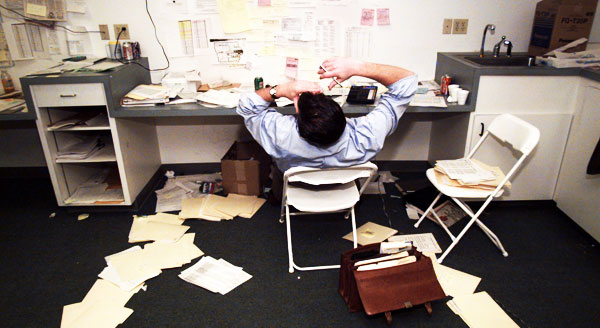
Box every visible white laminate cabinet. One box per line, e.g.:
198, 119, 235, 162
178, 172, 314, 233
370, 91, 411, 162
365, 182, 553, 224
461, 75, 578, 200
22, 62, 159, 207
467, 113, 571, 200
554, 83, 600, 241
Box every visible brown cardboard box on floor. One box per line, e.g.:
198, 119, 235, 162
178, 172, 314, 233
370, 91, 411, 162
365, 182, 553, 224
528, 0, 598, 56
221, 140, 271, 196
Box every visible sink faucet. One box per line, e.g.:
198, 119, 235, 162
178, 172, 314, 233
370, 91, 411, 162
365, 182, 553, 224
493, 36, 513, 57
479, 24, 496, 57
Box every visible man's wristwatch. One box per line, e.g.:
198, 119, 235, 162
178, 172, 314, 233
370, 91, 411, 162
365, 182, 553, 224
269, 85, 279, 99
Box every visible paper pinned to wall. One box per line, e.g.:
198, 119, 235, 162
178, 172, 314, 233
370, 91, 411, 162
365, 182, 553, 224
281, 11, 315, 41
4, 23, 33, 60
288, 0, 317, 7
248, 0, 287, 18
345, 27, 371, 59
179, 20, 194, 56
360, 8, 374, 26
65, 25, 91, 56
315, 18, 339, 57
0, 25, 11, 62
211, 38, 245, 64
377, 8, 390, 26
189, 0, 219, 14
66, 0, 86, 13
321, 0, 349, 5
161, 0, 189, 14
284, 57, 298, 79
216, 0, 250, 34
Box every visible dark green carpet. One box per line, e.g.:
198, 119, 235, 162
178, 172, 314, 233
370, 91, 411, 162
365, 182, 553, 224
0, 177, 598, 327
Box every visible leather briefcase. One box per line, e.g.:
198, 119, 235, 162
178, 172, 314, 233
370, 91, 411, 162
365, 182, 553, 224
339, 243, 446, 323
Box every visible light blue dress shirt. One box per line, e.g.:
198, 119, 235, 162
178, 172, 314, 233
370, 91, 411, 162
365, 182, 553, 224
236, 74, 418, 171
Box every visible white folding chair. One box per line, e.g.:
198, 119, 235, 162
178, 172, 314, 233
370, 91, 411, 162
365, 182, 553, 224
279, 162, 378, 273
414, 114, 540, 263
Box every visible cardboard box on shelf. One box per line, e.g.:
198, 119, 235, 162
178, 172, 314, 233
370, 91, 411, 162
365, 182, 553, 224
528, 0, 598, 56
221, 141, 271, 196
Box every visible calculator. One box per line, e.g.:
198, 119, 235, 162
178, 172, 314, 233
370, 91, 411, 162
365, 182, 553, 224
346, 85, 378, 104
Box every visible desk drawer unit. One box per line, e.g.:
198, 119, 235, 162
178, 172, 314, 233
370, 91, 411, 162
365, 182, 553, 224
31, 83, 106, 107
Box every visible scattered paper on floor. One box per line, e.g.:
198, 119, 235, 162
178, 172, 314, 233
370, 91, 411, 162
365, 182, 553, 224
343, 222, 398, 245
128, 215, 190, 243
388, 233, 442, 253
179, 194, 266, 221
432, 263, 481, 297
60, 279, 140, 328
179, 256, 252, 295
448, 291, 519, 328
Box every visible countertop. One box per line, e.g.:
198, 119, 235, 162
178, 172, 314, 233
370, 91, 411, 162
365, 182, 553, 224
433, 52, 600, 111
4, 53, 599, 121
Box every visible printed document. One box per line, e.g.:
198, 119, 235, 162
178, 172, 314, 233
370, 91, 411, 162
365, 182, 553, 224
388, 233, 442, 253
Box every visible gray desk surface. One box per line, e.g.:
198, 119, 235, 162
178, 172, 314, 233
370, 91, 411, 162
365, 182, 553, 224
6, 53, 599, 121
109, 102, 472, 118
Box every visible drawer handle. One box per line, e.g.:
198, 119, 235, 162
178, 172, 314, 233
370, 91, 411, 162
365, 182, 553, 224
59, 94, 77, 98
479, 122, 484, 136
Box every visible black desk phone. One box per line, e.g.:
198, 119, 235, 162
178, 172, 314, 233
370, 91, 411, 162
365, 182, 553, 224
346, 85, 378, 104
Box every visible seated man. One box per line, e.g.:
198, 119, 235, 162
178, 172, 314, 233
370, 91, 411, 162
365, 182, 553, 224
236, 57, 417, 200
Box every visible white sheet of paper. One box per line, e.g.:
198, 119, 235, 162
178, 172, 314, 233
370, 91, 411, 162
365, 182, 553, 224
448, 292, 520, 328
433, 264, 481, 297
388, 233, 442, 253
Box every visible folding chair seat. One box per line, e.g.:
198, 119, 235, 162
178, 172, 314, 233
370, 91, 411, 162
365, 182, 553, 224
280, 162, 378, 273
414, 114, 540, 263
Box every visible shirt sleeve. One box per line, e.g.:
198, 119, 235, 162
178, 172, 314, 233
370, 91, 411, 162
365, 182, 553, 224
236, 92, 296, 158
348, 74, 418, 153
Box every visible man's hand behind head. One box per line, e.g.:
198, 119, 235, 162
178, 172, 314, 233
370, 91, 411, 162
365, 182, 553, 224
318, 57, 365, 90
277, 80, 322, 112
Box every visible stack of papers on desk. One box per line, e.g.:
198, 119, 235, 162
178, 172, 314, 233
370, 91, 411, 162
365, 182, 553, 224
121, 84, 171, 107
196, 89, 240, 108
179, 256, 252, 295
0, 98, 26, 113
178, 194, 266, 221
434, 158, 509, 190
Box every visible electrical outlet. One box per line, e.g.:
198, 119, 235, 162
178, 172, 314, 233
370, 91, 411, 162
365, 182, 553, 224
113, 24, 130, 40
442, 18, 452, 34
452, 19, 469, 34
98, 24, 109, 40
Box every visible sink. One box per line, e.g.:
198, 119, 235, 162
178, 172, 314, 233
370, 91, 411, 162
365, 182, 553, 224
462, 55, 533, 67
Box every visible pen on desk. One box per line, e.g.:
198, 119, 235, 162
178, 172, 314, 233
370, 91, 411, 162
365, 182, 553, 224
319, 65, 343, 87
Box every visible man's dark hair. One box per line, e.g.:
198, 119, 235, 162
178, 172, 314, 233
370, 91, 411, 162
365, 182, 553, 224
297, 93, 346, 146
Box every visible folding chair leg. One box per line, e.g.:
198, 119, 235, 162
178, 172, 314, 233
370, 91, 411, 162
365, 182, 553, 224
350, 207, 357, 249
437, 215, 480, 263
285, 205, 295, 273
430, 209, 457, 241
414, 193, 442, 228
475, 220, 508, 257
279, 196, 286, 224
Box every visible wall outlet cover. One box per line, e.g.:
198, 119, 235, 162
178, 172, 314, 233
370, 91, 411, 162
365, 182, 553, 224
453, 19, 469, 34
443, 19, 452, 34
98, 24, 109, 40
113, 24, 130, 40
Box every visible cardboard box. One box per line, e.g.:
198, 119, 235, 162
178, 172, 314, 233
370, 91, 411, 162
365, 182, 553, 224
528, 0, 598, 56
221, 141, 271, 196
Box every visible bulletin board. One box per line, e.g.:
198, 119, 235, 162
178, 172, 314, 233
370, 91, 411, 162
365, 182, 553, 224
151, 0, 396, 84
